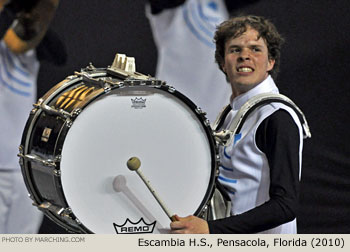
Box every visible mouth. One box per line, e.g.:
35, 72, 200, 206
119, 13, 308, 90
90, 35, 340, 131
237, 66, 254, 73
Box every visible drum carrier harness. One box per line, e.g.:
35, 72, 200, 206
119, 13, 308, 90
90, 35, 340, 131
208, 93, 311, 220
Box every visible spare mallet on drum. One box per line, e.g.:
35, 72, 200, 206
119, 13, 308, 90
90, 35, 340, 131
113, 175, 165, 230
127, 157, 177, 222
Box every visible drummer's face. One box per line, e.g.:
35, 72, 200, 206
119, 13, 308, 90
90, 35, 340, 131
221, 27, 275, 95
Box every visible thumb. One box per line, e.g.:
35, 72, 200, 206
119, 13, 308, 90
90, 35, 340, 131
172, 214, 181, 222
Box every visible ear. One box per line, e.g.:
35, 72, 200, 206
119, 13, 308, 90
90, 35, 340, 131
267, 58, 275, 72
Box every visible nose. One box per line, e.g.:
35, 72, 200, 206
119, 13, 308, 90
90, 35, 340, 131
238, 48, 251, 62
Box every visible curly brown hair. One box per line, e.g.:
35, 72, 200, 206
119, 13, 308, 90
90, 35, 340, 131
214, 15, 284, 79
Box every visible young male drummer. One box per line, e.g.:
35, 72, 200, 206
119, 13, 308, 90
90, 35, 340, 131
170, 15, 306, 234
0, 0, 61, 233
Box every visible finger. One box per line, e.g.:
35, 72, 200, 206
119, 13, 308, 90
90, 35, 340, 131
170, 221, 184, 230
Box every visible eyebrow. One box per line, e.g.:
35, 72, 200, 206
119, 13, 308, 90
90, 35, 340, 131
226, 44, 264, 50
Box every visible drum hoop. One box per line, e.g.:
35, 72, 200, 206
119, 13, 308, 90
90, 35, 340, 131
154, 85, 219, 216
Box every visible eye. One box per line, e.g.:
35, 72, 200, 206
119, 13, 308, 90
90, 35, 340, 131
252, 46, 262, 52
228, 47, 240, 53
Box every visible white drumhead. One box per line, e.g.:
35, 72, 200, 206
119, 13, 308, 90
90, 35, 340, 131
60, 86, 214, 233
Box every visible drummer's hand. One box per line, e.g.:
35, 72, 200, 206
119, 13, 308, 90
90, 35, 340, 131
170, 214, 209, 234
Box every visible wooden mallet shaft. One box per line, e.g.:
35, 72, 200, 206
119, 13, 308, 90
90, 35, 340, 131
127, 157, 176, 222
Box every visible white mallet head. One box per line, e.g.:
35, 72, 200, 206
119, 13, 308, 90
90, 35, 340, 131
113, 175, 127, 192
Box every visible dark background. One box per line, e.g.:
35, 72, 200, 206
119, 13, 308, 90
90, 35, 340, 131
37, 0, 350, 233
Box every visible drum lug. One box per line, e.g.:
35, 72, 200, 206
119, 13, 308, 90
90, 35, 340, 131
215, 155, 221, 176
18, 153, 59, 168
122, 78, 164, 87
202, 205, 208, 215
72, 108, 82, 117
63, 109, 81, 128
104, 83, 112, 93
37, 202, 84, 231
168, 86, 176, 93
195, 107, 210, 127
18, 145, 24, 166
198, 204, 209, 220
195, 107, 205, 115
38, 202, 72, 218
154, 80, 166, 88
60, 207, 73, 219
67, 74, 78, 80
65, 119, 73, 128
86, 62, 96, 71
53, 169, 61, 177
31, 98, 44, 114
34, 103, 72, 120
150, 79, 164, 87
195, 107, 209, 120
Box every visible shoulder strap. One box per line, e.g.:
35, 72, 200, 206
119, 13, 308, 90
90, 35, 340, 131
211, 103, 232, 131
213, 93, 311, 146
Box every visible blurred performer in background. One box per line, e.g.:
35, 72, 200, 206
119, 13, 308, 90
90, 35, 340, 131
0, 0, 64, 233
146, 0, 231, 122
146, 0, 259, 122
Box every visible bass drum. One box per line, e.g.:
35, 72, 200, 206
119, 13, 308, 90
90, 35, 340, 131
19, 65, 220, 234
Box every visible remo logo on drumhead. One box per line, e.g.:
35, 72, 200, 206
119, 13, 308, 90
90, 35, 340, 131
113, 218, 156, 234
131, 97, 147, 109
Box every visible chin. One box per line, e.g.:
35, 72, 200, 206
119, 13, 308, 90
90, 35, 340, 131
236, 81, 259, 92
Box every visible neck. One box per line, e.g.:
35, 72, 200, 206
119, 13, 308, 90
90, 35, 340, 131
230, 82, 260, 101
229, 74, 270, 100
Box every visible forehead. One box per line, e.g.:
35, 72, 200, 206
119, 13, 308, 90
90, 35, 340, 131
226, 27, 267, 47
